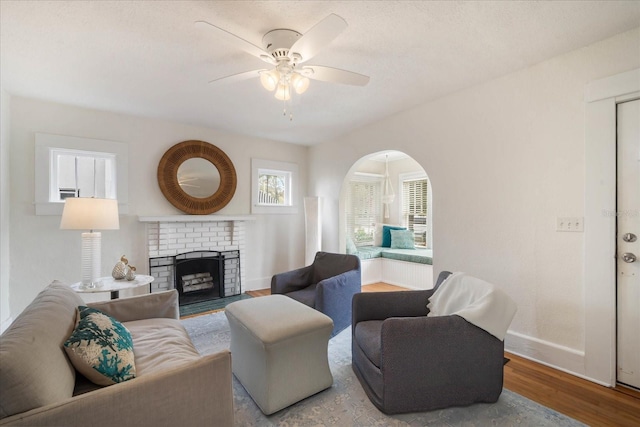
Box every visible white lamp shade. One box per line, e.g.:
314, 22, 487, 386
60, 198, 120, 230
274, 83, 291, 101
290, 73, 310, 94
260, 69, 279, 91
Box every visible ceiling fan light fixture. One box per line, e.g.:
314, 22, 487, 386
274, 83, 291, 101
290, 73, 310, 94
260, 69, 279, 91
198, 14, 369, 117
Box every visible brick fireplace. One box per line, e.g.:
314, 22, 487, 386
139, 215, 254, 299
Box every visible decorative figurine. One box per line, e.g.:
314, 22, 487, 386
125, 265, 137, 281
112, 255, 129, 280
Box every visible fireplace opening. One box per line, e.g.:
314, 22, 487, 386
175, 252, 224, 306
149, 250, 241, 305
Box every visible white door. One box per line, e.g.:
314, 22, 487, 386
617, 98, 640, 389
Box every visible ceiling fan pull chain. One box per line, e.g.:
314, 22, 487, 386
289, 87, 294, 121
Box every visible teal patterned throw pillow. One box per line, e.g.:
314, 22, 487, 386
64, 306, 136, 386
390, 229, 416, 249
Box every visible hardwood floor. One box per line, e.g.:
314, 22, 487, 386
245, 283, 640, 426
504, 352, 640, 427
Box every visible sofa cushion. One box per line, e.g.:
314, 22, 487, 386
123, 318, 200, 376
354, 320, 383, 368
64, 306, 136, 386
380, 248, 433, 265
353, 246, 384, 260
0, 281, 83, 419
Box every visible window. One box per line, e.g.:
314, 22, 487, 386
35, 133, 128, 215
251, 159, 298, 214
51, 149, 117, 201
258, 169, 290, 206
346, 174, 382, 246
400, 172, 430, 248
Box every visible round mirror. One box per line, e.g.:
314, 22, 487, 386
177, 158, 221, 198
157, 140, 237, 214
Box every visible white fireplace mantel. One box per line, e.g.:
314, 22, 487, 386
138, 215, 256, 223
140, 214, 253, 294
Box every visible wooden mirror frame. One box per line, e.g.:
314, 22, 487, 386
157, 140, 237, 214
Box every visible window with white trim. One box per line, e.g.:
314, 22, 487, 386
400, 172, 430, 248
257, 169, 290, 206
251, 159, 298, 214
51, 149, 117, 201
346, 174, 382, 246
35, 133, 128, 215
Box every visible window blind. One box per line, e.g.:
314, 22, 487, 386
402, 178, 428, 246
346, 177, 382, 246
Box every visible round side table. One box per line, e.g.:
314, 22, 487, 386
70, 275, 155, 299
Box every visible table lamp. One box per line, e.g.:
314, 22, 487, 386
60, 197, 120, 288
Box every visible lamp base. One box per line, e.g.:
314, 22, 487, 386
80, 231, 102, 288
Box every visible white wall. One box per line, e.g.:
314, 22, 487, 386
0, 90, 11, 332
309, 28, 640, 380
8, 97, 307, 316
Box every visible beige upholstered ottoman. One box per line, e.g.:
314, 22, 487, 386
225, 294, 334, 415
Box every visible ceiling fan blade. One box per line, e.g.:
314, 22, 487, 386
302, 66, 370, 86
208, 69, 267, 85
289, 14, 347, 63
195, 20, 275, 65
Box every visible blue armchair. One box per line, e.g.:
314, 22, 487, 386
271, 252, 361, 337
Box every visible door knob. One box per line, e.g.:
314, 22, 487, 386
622, 233, 637, 243
621, 253, 637, 263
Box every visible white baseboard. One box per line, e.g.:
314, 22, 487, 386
505, 330, 611, 387
1, 316, 13, 334
243, 277, 271, 292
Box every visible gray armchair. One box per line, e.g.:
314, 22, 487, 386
271, 251, 361, 337
351, 271, 506, 414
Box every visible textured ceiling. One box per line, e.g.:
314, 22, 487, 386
1, 1, 639, 145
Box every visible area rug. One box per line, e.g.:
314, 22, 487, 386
182, 311, 586, 426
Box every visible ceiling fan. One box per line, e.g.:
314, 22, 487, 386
195, 14, 370, 103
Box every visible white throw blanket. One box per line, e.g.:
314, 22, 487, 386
427, 272, 517, 341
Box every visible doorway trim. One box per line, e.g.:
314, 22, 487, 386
584, 68, 640, 386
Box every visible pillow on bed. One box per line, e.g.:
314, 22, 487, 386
390, 229, 415, 249
382, 225, 406, 247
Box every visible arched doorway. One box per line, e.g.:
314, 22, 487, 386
338, 150, 434, 289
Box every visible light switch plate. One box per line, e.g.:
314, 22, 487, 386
556, 217, 584, 232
